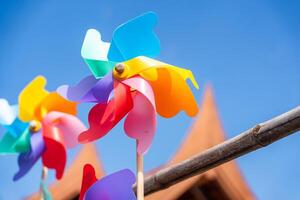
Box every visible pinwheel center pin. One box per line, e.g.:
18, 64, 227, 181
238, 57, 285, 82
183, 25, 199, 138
113, 63, 131, 80
114, 63, 125, 74
29, 120, 42, 133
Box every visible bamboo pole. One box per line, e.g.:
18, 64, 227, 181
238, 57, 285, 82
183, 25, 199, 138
136, 141, 144, 200
134, 106, 300, 196
40, 167, 48, 200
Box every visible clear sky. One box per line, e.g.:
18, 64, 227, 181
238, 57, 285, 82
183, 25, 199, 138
0, 0, 299, 199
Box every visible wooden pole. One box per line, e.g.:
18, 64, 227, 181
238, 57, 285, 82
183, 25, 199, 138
40, 166, 48, 200
136, 141, 144, 200
133, 106, 300, 196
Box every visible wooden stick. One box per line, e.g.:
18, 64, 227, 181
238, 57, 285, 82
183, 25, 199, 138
136, 141, 144, 200
40, 167, 48, 200
132, 106, 300, 196
41, 166, 48, 180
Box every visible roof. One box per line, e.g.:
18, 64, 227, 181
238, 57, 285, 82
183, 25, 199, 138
145, 85, 255, 200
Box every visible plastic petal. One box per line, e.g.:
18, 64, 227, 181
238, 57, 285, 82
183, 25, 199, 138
42, 123, 66, 179
18, 76, 77, 122
78, 81, 133, 143
0, 99, 18, 126
35, 93, 77, 122
18, 76, 49, 122
42, 111, 86, 148
0, 127, 31, 154
149, 68, 198, 117
81, 29, 116, 78
79, 164, 98, 200
57, 75, 99, 102
114, 56, 199, 117
82, 166, 136, 200
4, 118, 28, 138
83, 73, 114, 103
57, 73, 114, 104
14, 132, 45, 181
122, 77, 156, 154
114, 56, 199, 89
108, 12, 160, 62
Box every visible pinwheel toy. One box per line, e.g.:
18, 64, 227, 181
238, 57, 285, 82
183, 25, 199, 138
0, 75, 86, 199
58, 11, 199, 199
79, 164, 136, 200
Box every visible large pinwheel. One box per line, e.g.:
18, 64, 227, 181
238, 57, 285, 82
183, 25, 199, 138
0, 76, 86, 199
58, 12, 198, 199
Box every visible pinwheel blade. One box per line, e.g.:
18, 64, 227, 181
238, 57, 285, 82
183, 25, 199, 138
0, 99, 18, 126
149, 67, 198, 117
57, 75, 98, 102
4, 118, 28, 138
81, 29, 116, 78
19, 76, 49, 122
42, 137, 66, 179
19, 76, 77, 122
122, 77, 156, 154
57, 73, 113, 104
108, 12, 160, 62
35, 93, 77, 121
0, 127, 30, 154
14, 131, 45, 181
79, 164, 97, 200
116, 56, 199, 89
80, 164, 136, 200
78, 81, 133, 143
114, 56, 199, 117
42, 111, 86, 148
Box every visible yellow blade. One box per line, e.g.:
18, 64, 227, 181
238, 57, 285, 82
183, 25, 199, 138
114, 56, 199, 89
18, 76, 49, 122
114, 56, 199, 118
19, 76, 77, 122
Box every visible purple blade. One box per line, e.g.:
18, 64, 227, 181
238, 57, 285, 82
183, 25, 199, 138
13, 131, 45, 181
83, 72, 114, 103
57, 75, 98, 102
84, 169, 136, 200
57, 73, 113, 103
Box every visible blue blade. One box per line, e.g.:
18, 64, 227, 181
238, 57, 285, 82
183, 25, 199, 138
108, 12, 160, 62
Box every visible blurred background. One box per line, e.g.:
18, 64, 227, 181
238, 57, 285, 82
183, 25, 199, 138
0, 0, 299, 199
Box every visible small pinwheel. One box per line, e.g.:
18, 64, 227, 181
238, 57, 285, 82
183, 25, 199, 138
79, 164, 136, 200
58, 11, 198, 199
0, 75, 86, 200
13, 75, 86, 181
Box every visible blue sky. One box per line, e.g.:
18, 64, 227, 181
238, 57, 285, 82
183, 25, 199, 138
0, 0, 299, 199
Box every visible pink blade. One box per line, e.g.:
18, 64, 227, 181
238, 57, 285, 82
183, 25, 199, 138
122, 76, 156, 155
43, 111, 86, 148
